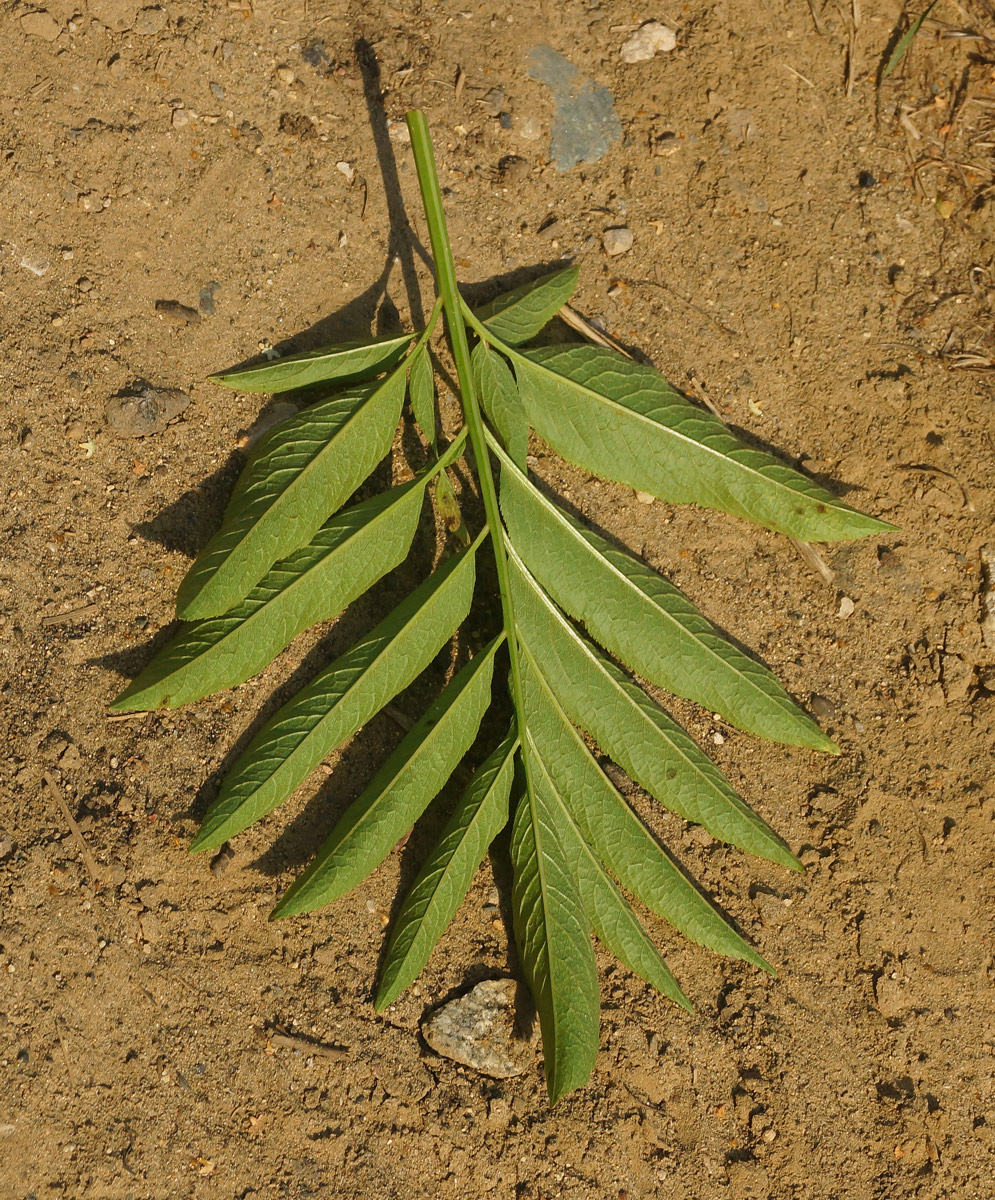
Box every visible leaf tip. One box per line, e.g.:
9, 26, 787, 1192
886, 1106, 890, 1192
189, 828, 220, 854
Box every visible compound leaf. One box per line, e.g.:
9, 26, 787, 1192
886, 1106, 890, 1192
374, 722, 518, 1010
190, 539, 481, 852
499, 452, 832, 751
513, 345, 892, 542
272, 635, 503, 919
511, 767, 600, 1105
474, 265, 579, 346
508, 548, 801, 870
209, 331, 414, 393
177, 369, 407, 621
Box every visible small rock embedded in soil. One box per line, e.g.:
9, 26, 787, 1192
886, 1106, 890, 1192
89, 0, 138, 33
105, 385, 191, 437
527, 45, 621, 171
155, 299, 200, 324
496, 155, 529, 185
619, 21, 677, 63
421, 979, 531, 1079
198, 281, 221, 315
603, 226, 633, 256
479, 86, 506, 118
20, 10, 61, 40
134, 6, 167, 35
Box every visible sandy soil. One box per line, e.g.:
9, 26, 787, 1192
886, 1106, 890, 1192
2, 1, 994, 1197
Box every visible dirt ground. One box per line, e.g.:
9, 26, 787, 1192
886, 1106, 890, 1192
2, 0, 995, 1197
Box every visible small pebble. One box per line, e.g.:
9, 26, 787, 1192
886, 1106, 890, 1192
603, 226, 633, 256
19, 255, 50, 277
209, 81, 225, 100
635, 490, 655, 505
171, 108, 191, 129
198, 281, 220, 315
620, 21, 677, 64
105, 385, 190, 437
275, 66, 296, 86
89, 0, 138, 34
134, 6, 167, 35
837, 595, 855, 619
496, 155, 529, 185
810, 695, 837, 720
20, 10, 61, 41
479, 86, 506, 118
209, 844, 235, 876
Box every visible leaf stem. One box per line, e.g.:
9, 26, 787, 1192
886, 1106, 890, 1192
406, 109, 530, 742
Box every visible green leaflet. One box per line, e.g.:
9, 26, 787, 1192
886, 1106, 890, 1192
177, 370, 407, 620
111, 436, 468, 712
111, 484, 426, 711
374, 723, 517, 1010
209, 331, 414, 393
519, 652, 769, 969
511, 770, 600, 1105
408, 343, 437, 446
511, 345, 893, 542
474, 265, 579, 346
271, 635, 503, 919
523, 728, 691, 1011
882, 2, 937, 79
508, 548, 801, 870
471, 343, 529, 470
498, 450, 834, 751
190, 536, 483, 852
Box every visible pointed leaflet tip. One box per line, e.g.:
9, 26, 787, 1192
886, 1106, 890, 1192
208, 331, 414, 393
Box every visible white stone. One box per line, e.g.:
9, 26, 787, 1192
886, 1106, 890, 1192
620, 21, 677, 64
603, 226, 633, 256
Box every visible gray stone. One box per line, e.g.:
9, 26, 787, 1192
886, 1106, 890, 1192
527, 46, 620, 171
421, 979, 531, 1079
